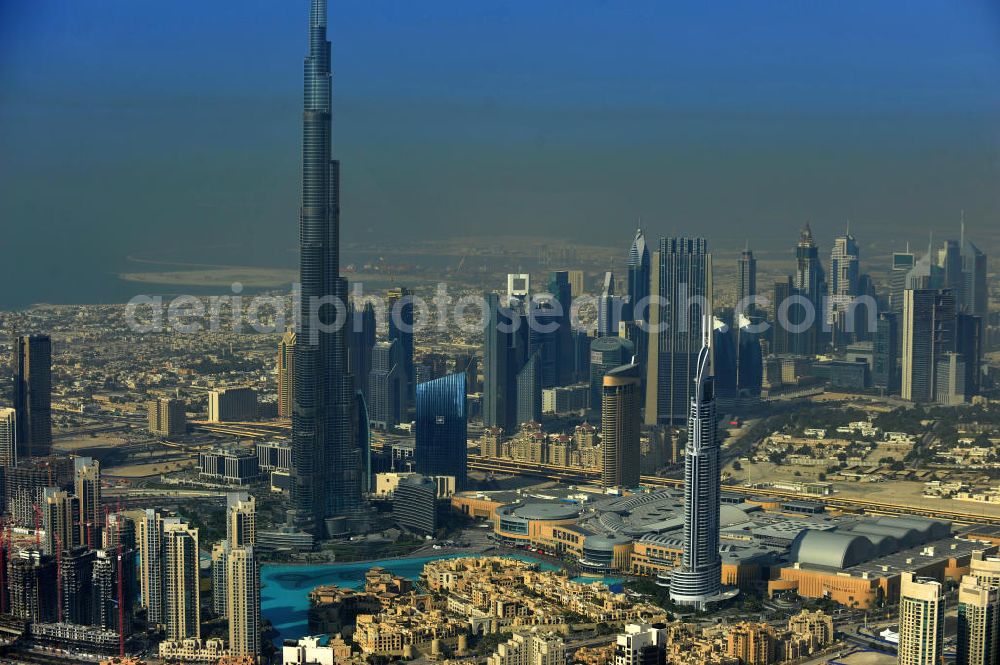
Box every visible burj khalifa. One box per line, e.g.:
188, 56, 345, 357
290, 0, 364, 538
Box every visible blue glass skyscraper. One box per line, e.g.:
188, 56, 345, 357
290, 0, 363, 536
415, 373, 468, 489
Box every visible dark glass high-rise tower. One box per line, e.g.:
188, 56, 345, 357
347, 302, 376, 401
792, 223, 826, 356
627, 228, 650, 323
644, 237, 712, 425
290, 0, 362, 537
415, 372, 468, 489
546, 271, 574, 385
736, 242, 756, 312
13, 334, 52, 459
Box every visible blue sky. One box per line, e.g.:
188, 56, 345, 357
1, 0, 998, 305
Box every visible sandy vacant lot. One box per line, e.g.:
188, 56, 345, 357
54, 435, 127, 451
105, 460, 195, 478
726, 460, 1000, 519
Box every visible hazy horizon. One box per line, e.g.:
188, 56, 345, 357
2, 0, 998, 308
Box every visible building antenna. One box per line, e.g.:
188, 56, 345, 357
960, 210, 965, 247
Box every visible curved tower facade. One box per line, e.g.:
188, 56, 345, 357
290, 0, 362, 537
626, 228, 650, 322
670, 340, 722, 609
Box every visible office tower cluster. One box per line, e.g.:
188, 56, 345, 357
0, 455, 138, 656
896, 227, 987, 404
152, 493, 261, 660
746, 220, 988, 403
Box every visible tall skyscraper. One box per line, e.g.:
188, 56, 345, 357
12, 333, 52, 459
42, 487, 79, 555
959, 226, 988, 319
164, 521, 200, 641
516, 351, 542, 426
596, 272, 620, 338
712, 319, 739, 408
627, 228, 650, 324
645, 237, 712, 425
528, 301, 561, 388
939, 239, 964, 303
791, 224, 825, 355
212, 541, 230, 618
277, 329, 296, 418
347, 302, 376, 401
483, 293, 536, 434
368, 340, 401, 430
547, 270, 574, 385
8, 549, 57, 623
956, 574, 999, 665
290, 0, 362, 537
565, 270, 585, 298
387, 287, 415, 415
139, 509, 169, 628
828, 229, 860, 344
670, 338, 722, 609
0, 407, 15, 468
227, 546, 261, 657
771, 277, 794, 355
736, 242, 756, 313
93, 546, 135, 637
889, 249, 915, 315
600, 363, 641, 489
589, 336, 635, 417
227, 492, 256, 548
902, 289, 956, 402
414, 372, 468, 489
872, 312, 899, 393
957, 313, 983, 398
103, 510, 136, 551
906, 247, 945, 291
75, 456, 101, 549
898, 573, 944, 665
99, 511, 138, 636
970, 550, 1000, 590
734, 318, 763, 398
61, 546, 97, 626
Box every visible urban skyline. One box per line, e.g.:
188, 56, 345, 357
0, 1, 997, 664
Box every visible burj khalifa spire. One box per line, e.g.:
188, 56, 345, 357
290, 0, 363, 538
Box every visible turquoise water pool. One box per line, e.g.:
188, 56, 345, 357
262, 553, 567, 643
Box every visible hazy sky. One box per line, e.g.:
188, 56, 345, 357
1, 0, 998, 306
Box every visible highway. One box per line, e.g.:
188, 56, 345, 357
186, 421, 1000, 526
469, 456, 1000, 526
